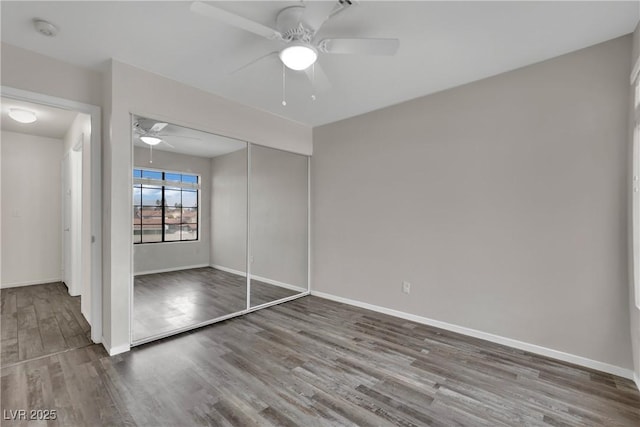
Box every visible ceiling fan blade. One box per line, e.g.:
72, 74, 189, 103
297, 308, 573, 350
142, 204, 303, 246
162, 140, 175, 149
150, 122, 168, 132
190, 1, 282, 41
302, 1, 339, 33
304, 62, 331, 93
318, 38, 399, 55
231, 51, 278, 75
158, 134, 201, 141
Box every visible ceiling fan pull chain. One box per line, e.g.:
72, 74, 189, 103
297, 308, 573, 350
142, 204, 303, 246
311, 64, 317, 101
282, 63, 287, 106
149, 145, 153, 164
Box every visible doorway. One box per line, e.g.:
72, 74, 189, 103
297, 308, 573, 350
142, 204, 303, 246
0, 87, 102, 366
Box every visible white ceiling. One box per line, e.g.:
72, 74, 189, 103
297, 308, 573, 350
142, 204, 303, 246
1, 1, 638, 127
0, 97, 79, 139
133, 115, 247, 158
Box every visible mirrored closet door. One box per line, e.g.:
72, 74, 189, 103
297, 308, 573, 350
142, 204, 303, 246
249, 145, 309, 307
132, 115, 247, 343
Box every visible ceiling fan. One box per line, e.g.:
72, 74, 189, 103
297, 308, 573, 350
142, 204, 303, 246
134, 121, 174, 148
133, 120, 201, 163
190, 0, 399, 92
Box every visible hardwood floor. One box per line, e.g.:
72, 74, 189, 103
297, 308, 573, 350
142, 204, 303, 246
133, 267, 299, 341
0, 282, 91, 368
2, 295, 639, 426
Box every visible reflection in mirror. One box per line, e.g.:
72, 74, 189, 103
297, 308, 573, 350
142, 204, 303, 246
132, 115, 247, 342
249, 144, 309, 308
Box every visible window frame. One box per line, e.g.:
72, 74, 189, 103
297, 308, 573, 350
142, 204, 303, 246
133, 167, 200, 244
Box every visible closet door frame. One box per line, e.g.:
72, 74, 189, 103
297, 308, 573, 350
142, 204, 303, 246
128, 121, 310, 346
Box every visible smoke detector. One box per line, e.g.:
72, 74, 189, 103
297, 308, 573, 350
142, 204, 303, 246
33, 19, 59, 37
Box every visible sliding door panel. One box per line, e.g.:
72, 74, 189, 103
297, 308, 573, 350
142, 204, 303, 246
249, 144, 309, 307
131, 115, 247, 343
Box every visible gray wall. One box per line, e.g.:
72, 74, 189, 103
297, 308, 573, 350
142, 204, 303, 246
250, 145, 308, 289
633, 22, 640, 67
1, 131, 63, 287
104, 60, 312, 351
630, 22, 640, 383
313, 36, 633, 369
210, 145, 308, 290
210, 148, 248, 273
133, 146, 211, 274
1, 43, 103, 106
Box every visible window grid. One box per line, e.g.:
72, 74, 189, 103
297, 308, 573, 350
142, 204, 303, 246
133, 169, 199, 244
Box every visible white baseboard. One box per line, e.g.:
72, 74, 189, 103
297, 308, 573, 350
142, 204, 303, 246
1, 277, 62, 289
311, 290, 635, 380
635, 372, 640, 391
101, 336, 130, 356
210, 264, 247, 277
101, 336, 110, 355
134, 263, 209, 276
210, 264, 307, 293
251, 274, 307, 293
108, 343, 130, 356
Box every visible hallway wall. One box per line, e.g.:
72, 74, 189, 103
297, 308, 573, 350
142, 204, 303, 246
1, 131, 64, 287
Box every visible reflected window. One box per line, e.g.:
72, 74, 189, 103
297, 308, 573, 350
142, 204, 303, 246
133, 168, 199, 243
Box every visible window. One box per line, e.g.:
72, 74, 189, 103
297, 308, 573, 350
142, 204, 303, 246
133, 168, 199, 244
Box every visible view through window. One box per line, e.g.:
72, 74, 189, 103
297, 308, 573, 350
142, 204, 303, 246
133, 168, 199, 243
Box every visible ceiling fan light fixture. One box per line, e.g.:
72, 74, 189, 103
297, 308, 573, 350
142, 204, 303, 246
8, 108, 37, 124
140, 136, 162, 146
279, 43, 318, 71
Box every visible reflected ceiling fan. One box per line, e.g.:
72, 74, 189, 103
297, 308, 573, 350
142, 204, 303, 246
190, 0, 399, 94
133, 121, 176, 149
133, 120, 200, 163
133, 121, 203, 147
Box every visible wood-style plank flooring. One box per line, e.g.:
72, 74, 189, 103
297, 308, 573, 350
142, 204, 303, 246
134, 267, 299, 341
0, 282, 91, 368
2, 296, 639, 426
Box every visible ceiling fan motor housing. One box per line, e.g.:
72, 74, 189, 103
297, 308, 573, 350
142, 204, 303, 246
276, 6, 313, 43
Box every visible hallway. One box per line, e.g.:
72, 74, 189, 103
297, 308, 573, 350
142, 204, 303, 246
1, 282, 91, 368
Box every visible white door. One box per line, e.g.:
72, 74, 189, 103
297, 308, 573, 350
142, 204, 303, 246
62, 152, 74, 294
62, 149, 82, 297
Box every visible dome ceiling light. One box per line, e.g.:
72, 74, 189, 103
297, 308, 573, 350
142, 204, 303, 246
8, 108, 37, 124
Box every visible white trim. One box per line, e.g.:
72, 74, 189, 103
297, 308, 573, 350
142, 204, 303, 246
1, 278, 63, 289
209, 264, 305, 293
102, 336, 130, 356
129, 115, 135, 348
634, 372, 640, 391
101, 336, 110, 354
307, 156, 312, 292
108, 344, 130, 356
311, 290, 635, 380
134, 263, 210, 277
246, 144, 252, 311
251, 274, 306, 293
634, 127, 640, 309
1, 86, 103, 345
246, 291, 309, 313
130, 286, 308, 348
131, 310, 245, 347
210, 264, 247, 277
134, 177, 200, 190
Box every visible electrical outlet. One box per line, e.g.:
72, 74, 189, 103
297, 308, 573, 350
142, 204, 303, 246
402, 281, 411, 294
